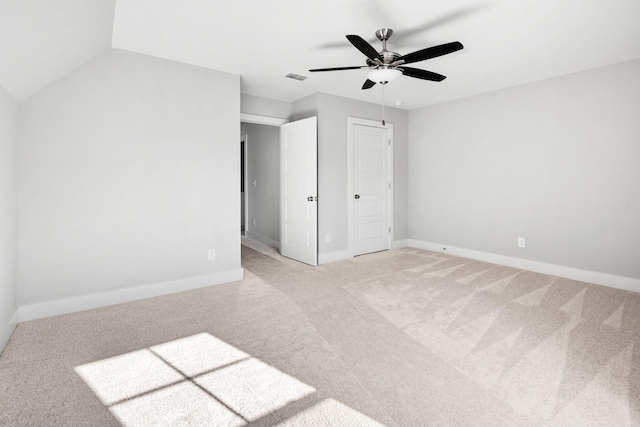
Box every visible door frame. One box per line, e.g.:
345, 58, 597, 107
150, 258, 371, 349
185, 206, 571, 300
241, 113, 289, 127
347, 117, 394, 258
241, 133, 248, 237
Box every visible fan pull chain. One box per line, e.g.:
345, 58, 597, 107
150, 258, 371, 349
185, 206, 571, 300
381, 82, 386, 126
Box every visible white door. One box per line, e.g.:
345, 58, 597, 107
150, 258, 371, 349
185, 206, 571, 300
353, 124, 390, 256
280, 117, 318, 266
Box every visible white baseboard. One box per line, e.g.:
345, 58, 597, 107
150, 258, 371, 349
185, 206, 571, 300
408, 239, 640, 293
0, 308, 19, 355
392, 239, 409, 249
319, 249, 351, 264
18, 269, 244, 323
245, 231, 279, 250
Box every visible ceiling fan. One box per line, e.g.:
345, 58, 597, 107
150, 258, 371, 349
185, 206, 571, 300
309, 28, 463, 89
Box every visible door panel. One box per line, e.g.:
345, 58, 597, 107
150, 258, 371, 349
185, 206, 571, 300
359, 156, 383, 173
359, 199, 384, 217
354, 124, 390, 256
358, 223, 384, 242
280, 117, 317, 266
285, 152, 310, 172
357, 177, 384, 194
358, 133, 384, 151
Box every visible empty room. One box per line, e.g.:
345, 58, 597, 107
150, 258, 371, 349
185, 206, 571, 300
1, 0, 639, 425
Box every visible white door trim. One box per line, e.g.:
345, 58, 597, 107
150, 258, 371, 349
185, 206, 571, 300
241, 133, 248, 237
347, 117, 394, 258
241, 113, 289, 126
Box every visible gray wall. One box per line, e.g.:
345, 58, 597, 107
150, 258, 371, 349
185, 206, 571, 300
241, 94, 291, 119
315, 93, 409, 255
18, 49, 241, 305
0, 85, 18, 346
409, 58, 640, 279
290, 93, 318, 122
241, 122, 280, 245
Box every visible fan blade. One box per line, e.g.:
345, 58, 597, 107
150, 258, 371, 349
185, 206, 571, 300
309, 66, 365, 72
346, 35, 382, 62
393, 8, 483, 43
362, 79, 376, 90
400, 67, 446, 82
396, 41, 463, 65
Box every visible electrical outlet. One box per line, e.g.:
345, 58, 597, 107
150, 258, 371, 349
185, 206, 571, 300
518, 238, 525, 248
208, 249, 216, 260
252, 218, 256, 226
325, 233, 331, 243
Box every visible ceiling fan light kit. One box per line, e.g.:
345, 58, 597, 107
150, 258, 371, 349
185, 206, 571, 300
367, 68, 402, 84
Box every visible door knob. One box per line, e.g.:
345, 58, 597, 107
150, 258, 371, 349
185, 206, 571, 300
307, 196, 313, 201
354, 194, 360, 199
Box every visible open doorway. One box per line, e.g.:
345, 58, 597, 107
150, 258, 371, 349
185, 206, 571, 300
240, 121, 281, 249
239, 113, 319, 266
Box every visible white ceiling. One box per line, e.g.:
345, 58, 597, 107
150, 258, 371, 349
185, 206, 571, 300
2, 0, 640, 109
0, 0, 115, 102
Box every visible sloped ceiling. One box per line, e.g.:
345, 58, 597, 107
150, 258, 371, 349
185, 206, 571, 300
0, 0, 116, 102
2, 0, 640, 108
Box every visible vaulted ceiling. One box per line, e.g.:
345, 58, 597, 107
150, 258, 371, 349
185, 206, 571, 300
2, 0, 640, 109
0, 0, 115, 102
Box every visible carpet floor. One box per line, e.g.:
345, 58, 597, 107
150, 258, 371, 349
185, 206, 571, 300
1, 243, 638, 426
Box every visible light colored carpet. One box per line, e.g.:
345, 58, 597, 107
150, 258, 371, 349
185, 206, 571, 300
1, 244, 638, 426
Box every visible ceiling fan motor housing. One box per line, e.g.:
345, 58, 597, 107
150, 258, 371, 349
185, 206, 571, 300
368, 28, 401, 66
367, 50, 401, 67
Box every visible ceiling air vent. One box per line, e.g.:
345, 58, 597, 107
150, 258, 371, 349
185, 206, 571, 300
285, 73, 307, 81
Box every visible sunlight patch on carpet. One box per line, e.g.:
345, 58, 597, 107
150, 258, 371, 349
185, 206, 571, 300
76, 332, 379, 426
276, 398, 384, 426
76, 333, 314, 425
